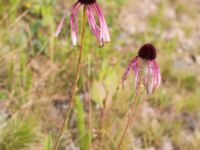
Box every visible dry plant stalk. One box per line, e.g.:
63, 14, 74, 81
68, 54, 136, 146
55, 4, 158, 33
53, 6, 87, 150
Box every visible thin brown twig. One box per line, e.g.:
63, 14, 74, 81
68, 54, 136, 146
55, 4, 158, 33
53, 6, 87, 150
116, 91, 146, 150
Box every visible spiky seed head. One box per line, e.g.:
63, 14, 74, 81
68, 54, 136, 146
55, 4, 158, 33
138, 43, 157, 61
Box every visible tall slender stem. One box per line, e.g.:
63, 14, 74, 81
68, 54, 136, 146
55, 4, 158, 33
116, 93, 140, 150
88, 55, 92, 150
117, 60, 144, 150
50, 21, 55, 62
53, 6, 87, 150
88, 83, 92, 150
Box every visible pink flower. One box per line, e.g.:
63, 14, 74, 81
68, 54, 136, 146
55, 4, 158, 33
122, 44, 161, 95
55, 0, 110, 46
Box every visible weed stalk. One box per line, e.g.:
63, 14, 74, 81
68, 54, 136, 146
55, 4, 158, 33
53, 6, 87, 150
117, 77, 142, 150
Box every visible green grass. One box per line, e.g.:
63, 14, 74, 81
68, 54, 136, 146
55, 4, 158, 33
0, 118, 37, 150
74, 96, 90, 150
43, 132, 53, 150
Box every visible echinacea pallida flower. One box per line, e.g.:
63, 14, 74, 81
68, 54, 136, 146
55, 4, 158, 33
122, 44, 161, 95
55, 0, 110, 46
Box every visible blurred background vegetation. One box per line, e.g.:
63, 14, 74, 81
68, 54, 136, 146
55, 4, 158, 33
0, 0, 200, 150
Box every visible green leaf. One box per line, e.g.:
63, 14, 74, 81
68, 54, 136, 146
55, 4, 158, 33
91, 80, 106, 107
74, 96, 90, 150
43, 132, 52, 150
104, 70, 118, 95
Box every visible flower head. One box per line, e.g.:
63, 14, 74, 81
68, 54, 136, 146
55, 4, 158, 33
122, 44, 161, 95
55, 0, 110, 46
138, 44, 157, 60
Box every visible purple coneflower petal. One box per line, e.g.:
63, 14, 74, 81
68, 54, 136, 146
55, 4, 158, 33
121, 57, 139, 88
154, 61, 161, 87
151, 60, 161, 88
93, 3, 110, 45
86, 5, 100, 42
132, 57, 139, 73
142, 60, 161, 95
55, 10, 69, 37
70, 2, 82, 45
145, 62, 155, 95
55, 2, 80, 37
134, 67, 140, 94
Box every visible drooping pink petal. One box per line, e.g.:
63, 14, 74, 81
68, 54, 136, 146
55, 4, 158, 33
132, 58, 140, 94
93, 3, 110, 46
121, 57, 139, 88
134, 67, 140, 94
86, 5, 100, 42
146, 62, 155, 95
157, 71, 161, 86
70, 2, 82, 45
142, 60, 161, 95
132, 57, 140, 73
152, 60, 161, 88
55, 2, 79, 37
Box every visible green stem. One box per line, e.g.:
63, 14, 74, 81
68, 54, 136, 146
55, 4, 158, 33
53, 6, 87, 150
88, 55, 92, 150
